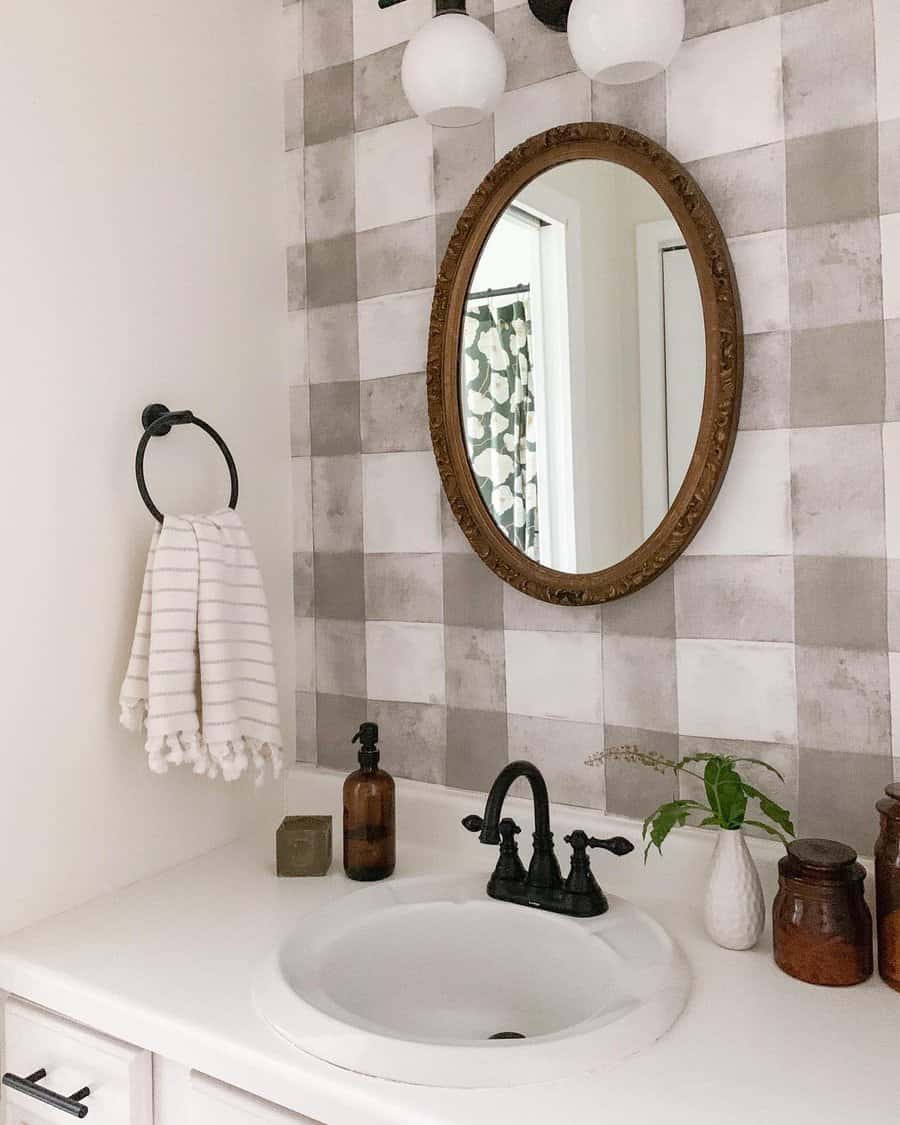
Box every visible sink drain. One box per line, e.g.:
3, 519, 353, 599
488, 1031, 526, 1040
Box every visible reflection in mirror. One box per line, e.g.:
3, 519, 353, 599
459, 160, 705, 575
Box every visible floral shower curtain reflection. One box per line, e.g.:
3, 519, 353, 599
462, 298, 539, 559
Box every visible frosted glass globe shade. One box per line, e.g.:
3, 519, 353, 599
401, 13, 507, 128
567, 0, 685, 85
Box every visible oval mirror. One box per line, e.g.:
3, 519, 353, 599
428, 124, 743, 605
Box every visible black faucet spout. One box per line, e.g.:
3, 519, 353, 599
479, 760, 552, 845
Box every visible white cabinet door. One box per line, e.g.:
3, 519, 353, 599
190, 1073, 323, 1124
2, 998, 151, 1125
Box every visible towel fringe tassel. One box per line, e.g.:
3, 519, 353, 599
119, 698, 147, 734
139, 728, 281, 786
121, 706, 279, 787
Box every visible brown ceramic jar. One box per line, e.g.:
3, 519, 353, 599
772, 839, 873, 987
875, 783, 900, 992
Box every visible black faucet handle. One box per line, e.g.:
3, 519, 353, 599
564, 830, 634, 857
495, 819, 526, 882
589, 835, 635, 857
463, 814, 525, 883
464, 814, 522, 839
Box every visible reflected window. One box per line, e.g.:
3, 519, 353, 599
462, 208, 544, 562
461, 206, 576, 570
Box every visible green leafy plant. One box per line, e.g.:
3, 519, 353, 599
585, 748, 795, 860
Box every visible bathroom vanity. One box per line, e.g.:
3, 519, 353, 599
1, 767, 897, 1125
1, 1000, 305, 1124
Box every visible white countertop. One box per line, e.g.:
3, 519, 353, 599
1, 767, 897, 1125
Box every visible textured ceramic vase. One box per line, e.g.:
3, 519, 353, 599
703, 828, 765, 950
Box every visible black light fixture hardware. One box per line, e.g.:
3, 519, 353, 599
379, 0, 466, 8
526, 0, 572, 31
135, 403, 239, 524
378, 0, 568, 29
463, 760, 634, 917
2, 1069, 91, 1118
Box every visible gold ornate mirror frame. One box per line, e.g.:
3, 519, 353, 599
427, 123, 743, 605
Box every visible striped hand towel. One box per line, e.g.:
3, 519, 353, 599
119, 509, 283, 785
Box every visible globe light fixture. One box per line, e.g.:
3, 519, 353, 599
381, 0, 684, 129
399, 0, 507, 128
566, 0, 685, 85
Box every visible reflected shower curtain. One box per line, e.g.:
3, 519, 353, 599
462, 298, 539, 559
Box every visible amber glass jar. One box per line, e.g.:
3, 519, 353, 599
773, 839, 872, 987
343, 723, 395, 882
875, 784, 900, 991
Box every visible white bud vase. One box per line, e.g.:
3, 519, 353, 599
703, 828, 765, 950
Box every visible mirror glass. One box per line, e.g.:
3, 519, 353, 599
458, 159, 705, 575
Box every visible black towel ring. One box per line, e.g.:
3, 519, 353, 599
135, 403, 239, 524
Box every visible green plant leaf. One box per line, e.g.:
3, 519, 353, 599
743, 784, 796, 837
703, 757, 747, 829
642, 800, 706, 860
641, 802, 705, 839
729, 757, 785, 784
674, 753, 717, 770
761, 797, 794, 837
744, 819, 791, 846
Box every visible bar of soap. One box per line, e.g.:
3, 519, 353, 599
276, 815, 333, 877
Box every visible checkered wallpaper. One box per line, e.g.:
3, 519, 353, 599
281, 0, 900, 853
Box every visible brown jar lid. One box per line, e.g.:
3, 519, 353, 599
877, 784, 900, 820
779, 838, 863, 883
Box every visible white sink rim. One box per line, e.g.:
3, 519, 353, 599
253, 873, 691, 1089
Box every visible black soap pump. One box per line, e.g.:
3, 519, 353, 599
343, 723, 396, 882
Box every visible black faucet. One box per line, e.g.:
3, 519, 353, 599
462, 760, 634, 918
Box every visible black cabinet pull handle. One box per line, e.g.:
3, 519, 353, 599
2, 1068, 91, 1118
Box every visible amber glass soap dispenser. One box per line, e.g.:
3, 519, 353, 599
343, 722, 395, 882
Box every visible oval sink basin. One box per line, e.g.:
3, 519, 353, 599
254, 874, 690, 1088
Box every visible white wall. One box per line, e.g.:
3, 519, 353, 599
538, 161, 626, 569
612, 169, 681, 536
0, 0, 292, 937
517, 162, 673, 571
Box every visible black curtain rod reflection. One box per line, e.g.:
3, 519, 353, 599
467, 283, 531, 301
